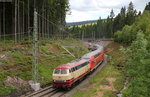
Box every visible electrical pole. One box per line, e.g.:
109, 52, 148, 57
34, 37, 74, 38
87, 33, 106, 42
30, 0, 40, 91
32, 10, 38, 84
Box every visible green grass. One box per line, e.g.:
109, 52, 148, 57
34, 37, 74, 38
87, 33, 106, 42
0, 84, 16, 96
0, 38, 89, 96
72, 42, 126, 97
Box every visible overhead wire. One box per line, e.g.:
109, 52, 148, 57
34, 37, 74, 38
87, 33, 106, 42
36, 13, 72, 36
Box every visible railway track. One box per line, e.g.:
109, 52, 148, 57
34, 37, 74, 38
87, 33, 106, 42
21, 85, 67, 97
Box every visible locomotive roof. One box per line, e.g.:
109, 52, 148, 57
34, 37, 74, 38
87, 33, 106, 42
82, 45, 104, 59
55, 59, 88, 69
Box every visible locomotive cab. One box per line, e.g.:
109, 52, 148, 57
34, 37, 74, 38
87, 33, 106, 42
52, 67, 73, 87
53, 69, 71, 82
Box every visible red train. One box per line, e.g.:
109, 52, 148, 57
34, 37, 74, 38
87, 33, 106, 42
52, 44, 104, 89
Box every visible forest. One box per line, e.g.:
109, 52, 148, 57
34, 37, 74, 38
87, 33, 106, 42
68, 2, 140, 39
0, 0, 69, 42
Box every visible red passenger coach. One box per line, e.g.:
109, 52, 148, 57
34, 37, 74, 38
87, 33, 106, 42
82, 45, 104, 71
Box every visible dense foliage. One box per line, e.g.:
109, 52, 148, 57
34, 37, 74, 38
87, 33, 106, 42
114, 11, 150, 45
115, 3, 150, 96
68, 2, 139, 39
121, 32, 150, 97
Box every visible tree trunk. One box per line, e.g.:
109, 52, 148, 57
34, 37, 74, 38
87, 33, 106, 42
18, 0, 20, 41
47, 7, 50, 38
15, 0, 17, 43
0, 8, 1, 40
22, 2, 24, 40
3, 3, 5, 42
28, 0, 30, 40
42, 4, 44, 38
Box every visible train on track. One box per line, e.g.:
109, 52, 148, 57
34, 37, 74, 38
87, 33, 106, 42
52, 44, 104, 89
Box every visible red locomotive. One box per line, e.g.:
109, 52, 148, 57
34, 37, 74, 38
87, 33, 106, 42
52, 44, 104, 89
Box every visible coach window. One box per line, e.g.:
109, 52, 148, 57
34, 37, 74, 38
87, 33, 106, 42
71, 68, 73, 72
84, 63, 86, 66
69, 69, 72, 73
87, 61, 90, 64
77, 65, 80, 69
81, 64, 83, 68
72, 68, 76, 72
75, 67, 78, 70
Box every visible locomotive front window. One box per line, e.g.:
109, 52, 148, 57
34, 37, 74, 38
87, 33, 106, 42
61, 69, 67, 74
54, 69, 67, 74
54, 69, 61, 74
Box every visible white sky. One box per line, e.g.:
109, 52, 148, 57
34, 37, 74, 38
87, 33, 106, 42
66, 0, 149, 23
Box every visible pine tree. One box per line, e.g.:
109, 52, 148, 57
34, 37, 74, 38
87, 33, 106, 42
145, 2, 150, 12
110, 9, 115, 19
126, 1, 137, 25
109, 9, 115, 37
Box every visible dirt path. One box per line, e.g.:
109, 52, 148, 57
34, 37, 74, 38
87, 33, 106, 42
101, 77, 116, 91
93, 77, 116, 97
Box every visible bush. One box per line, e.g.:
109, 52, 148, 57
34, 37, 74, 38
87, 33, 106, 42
114, 25, 133, 44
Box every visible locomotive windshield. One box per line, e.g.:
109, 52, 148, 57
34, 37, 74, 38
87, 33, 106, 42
54, 69, 67, 74
61, 69, 67, 74
54, 69, 61, 74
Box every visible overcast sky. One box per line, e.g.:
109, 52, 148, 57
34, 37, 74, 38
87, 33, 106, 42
66, 0, 149, 23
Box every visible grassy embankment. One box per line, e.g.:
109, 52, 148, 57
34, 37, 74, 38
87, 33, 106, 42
72, 42, 126, 97
0, 38, 89, 96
